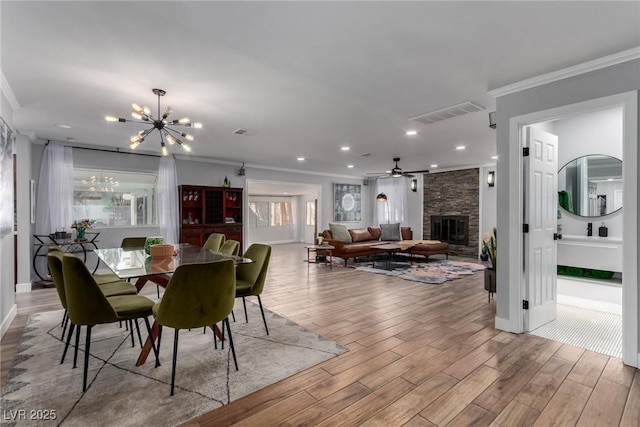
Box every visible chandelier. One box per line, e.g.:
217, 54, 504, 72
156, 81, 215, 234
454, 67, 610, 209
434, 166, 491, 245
105, 88, 202, 156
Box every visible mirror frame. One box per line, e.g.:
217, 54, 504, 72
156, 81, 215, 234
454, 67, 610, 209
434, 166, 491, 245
558, 154, 622, 218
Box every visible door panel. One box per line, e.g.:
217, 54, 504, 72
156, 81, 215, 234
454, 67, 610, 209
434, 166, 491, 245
524, 126, 558, 331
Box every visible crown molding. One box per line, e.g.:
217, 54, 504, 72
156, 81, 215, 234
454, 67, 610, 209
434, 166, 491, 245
489, 47, 640, 98
1, 71, 21, 111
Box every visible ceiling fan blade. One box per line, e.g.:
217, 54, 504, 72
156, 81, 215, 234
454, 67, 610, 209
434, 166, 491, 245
402, 173, 415, 178
366, 172, 389, 176
405, 169, 430, 174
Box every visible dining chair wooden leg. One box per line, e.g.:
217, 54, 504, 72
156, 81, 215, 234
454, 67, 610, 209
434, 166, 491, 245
142, 317, 159, 368
257, 295, 269, 335
129, 320, 135, 347
224, 318, 238, 371
61, 323, 75, 364
242, 297, 248, 323
156, 325, 163, 365
73, 324, 81, 369
170, 329, 179, 396
82, 325, 92, 392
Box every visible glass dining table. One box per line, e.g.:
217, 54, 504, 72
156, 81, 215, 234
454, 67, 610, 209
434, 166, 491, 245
94, 243, 252, 366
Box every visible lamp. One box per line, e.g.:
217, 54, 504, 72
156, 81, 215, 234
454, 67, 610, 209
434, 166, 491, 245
105, 88, 202, 156
376, 192, 390, 223
487, 171, 495, 187
410, 179, 418, 192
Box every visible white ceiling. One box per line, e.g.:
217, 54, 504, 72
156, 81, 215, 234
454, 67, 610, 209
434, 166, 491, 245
2, 1, 639, 178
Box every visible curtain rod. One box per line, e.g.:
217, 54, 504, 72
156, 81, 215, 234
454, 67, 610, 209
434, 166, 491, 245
49, 140, 164, 158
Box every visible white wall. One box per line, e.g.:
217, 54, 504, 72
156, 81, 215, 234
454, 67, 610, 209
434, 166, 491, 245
480, 165, 497, 254
495, 58, 639, 363
1, 90, 16, 337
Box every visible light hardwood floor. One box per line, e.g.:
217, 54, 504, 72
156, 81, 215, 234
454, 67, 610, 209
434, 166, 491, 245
2, 243, 639, 426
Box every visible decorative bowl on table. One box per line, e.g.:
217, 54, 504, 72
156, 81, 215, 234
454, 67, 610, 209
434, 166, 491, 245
144, 236, 164, 254
149, 243, 174, 259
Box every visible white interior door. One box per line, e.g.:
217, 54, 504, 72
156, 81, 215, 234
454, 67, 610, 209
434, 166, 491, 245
524, 126, 559, 331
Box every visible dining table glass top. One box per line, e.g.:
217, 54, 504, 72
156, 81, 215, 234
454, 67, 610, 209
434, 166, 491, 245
94, 243, 252, 280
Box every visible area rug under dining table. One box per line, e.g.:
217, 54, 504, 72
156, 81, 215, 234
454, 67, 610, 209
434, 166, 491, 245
1, 303, 347, 426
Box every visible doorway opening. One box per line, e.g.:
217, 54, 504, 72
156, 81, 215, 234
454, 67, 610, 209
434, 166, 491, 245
513, 91, 637, 366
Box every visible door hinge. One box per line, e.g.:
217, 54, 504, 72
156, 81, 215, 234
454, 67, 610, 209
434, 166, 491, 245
523, 224, 529, 233
523, 300, 529, 310
523, 147, 530, 157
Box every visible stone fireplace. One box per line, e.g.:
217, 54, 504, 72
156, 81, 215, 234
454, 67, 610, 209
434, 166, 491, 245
423, 168, 479, 258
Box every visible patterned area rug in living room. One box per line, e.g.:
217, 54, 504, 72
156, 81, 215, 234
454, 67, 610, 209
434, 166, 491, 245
354, 260, 486, 284
1, 303, 347, 427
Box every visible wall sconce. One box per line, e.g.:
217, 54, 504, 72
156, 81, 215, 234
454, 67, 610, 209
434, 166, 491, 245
487, 171, 495, 187
410, 179, 418, 192
489, 111, 496, 129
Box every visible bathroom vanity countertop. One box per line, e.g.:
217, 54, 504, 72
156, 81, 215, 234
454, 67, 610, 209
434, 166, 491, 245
560, 235, 622, 243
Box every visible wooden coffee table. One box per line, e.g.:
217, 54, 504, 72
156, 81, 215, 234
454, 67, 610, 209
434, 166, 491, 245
372, 243, 404, 269
305, 245, 335, 269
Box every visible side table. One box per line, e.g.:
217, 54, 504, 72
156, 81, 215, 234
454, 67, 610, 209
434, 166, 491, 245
305, 245, 335, 269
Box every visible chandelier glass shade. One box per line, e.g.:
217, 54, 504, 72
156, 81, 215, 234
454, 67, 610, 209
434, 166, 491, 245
105, 88, 202, 156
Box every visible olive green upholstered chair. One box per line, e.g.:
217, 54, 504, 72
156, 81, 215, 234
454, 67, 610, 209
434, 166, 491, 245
62, 254, 158, 392
48, 251, 137, 342
152, 259, 237, 396
219, 240, 240, 256
203, 233, 226, 252
235, 244, 272, 335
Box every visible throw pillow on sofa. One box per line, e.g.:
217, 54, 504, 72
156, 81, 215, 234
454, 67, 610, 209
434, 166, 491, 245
349, 228, 374, 243
329, 223, 352, 243
380, 223, 402, 241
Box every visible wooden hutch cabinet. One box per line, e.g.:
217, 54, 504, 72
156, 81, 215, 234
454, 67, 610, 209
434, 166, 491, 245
178, 185, 244, 252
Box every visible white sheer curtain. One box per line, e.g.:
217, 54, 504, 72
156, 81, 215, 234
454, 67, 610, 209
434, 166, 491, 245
375, 177, 408, 225
35, 142, 73, 235
158, 156, 179, 244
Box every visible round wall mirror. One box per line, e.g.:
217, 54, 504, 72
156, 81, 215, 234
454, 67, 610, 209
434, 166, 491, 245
558, 154, 622, 217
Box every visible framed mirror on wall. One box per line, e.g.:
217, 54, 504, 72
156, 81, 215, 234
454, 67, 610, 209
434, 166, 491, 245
558, 154, 622, 217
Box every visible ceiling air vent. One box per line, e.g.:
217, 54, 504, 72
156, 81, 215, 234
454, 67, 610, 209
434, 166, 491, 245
232, 128, 257, 136
409, 101, 485, 125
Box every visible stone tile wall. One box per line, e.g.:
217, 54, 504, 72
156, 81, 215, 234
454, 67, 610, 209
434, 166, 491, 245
423, 168, 479, 258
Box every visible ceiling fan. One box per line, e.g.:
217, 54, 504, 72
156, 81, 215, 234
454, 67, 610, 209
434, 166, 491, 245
366, 157, 430, 178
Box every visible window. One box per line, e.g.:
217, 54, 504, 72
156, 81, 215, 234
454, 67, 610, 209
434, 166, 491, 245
306, 200, 316, 226
248, 200, 293, 227
270, 202, 292, 226
248, 201, 269, 227
73, 168, 157, 227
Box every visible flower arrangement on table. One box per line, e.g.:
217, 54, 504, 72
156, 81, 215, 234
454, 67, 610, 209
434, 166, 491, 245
481, 227, 497, 270
71, 219, 96, 241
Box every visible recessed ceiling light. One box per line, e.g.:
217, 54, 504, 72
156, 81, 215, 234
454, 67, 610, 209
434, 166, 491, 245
430, 164, 438, 168
347, 164, 354, 168
66, 137, 77, 142
491, 155, 498, 160
55, 124, 71, 129
341, 146, 350, 151
297, 157, 305, 161
456, 145, 466, 150
283, 192, 289, 195
405, 130, 418, 136
385, 170, 391, 174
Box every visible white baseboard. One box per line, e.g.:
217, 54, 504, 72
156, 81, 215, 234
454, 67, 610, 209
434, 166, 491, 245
16, 282, 32, 293
1, 304, 17, 339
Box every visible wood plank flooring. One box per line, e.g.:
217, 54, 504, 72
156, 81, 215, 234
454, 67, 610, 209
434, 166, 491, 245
2, 243, 639, 426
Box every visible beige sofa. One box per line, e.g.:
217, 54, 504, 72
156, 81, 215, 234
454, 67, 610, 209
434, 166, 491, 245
320, 226, 449, 266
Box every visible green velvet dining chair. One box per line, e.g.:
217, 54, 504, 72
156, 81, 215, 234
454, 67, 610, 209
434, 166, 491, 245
235, 244, 272, 335
120, 237, 147, 250
61, 254, 158, 392
219, 239, 240, 256
152, 259, 237, 396
203, 233, 226, 252
48, 250, 137, 339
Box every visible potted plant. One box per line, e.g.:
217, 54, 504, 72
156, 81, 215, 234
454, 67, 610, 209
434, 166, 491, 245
482, 227, 497, 301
